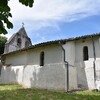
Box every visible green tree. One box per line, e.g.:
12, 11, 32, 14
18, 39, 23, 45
0, 36, 7, 55
0, 0, 34, 35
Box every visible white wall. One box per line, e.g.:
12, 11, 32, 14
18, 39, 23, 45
63, 41, 75, 65
5, 52, 27, 65
23, 64, 65, 90
1, 66, 24, 84
0, 44, 68, 91
27, 44, 63, 65
4, 44, 63, 66
63, 42, 77, 90
75, 37, 100, 90
2, 36, 100, 91
0, 63, 66, 91
95, 60, 100, 90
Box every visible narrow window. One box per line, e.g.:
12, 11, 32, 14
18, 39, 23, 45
17, 38, 21, 48
40, 51, 44, 66
25, 41, 29, 47
83, 46, 89, 61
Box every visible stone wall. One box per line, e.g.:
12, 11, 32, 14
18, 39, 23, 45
4, 27, 32, 53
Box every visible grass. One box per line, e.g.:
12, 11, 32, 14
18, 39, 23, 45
0, 84, 100, 100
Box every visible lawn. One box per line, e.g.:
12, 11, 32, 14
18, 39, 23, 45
0, 84, 100, 100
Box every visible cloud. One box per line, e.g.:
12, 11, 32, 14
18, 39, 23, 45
9, 0, 100, 19
8, 0, 100, 29
5, 0, 100, 43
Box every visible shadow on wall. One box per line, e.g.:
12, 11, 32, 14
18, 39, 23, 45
16, 69, 20, 82
29, 64, 66, 91
30, 68, 37, 87
1, 66, 19, 84
77, 61, 88, 90
30, 66, 47, 89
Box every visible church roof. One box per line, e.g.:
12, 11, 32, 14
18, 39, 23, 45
2, 32, 100, 56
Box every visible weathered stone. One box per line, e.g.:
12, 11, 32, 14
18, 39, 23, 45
4, 27, 32, 53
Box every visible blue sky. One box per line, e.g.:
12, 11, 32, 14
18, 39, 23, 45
4, 0, 100, 44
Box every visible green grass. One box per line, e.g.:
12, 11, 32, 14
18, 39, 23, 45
0, 84, 100, 100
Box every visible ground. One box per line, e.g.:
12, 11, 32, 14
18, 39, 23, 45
0, 84, 100, 100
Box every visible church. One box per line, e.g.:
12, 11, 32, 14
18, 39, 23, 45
0, 27, 100, 92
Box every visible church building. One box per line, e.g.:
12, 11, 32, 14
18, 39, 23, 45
1, 27, 100, 92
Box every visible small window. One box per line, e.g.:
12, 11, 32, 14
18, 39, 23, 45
83, 46, 89, 61
25, 41, 29, 47
40, 51, 44, 66
17, 38, 21, 48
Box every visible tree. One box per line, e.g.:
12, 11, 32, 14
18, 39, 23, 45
0, 0, 34, 35
0, 36, 7, 55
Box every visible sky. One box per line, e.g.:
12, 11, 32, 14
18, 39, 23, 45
3, 0, 100, 44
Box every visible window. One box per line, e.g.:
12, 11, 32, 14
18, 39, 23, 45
83, 46, 89, 61
17, 38, 21, 48
25, 41, 29, 47
40, 51, 44, 66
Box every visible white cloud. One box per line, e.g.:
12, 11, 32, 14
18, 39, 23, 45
5, 0, 100, 41
8, 0, 100, 28
10, 0, 100, 18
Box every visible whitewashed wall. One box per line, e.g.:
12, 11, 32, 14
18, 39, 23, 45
1, 66, 24, 84
96, 37, 100, 90
0, 44, 70, 91
22, 64, 65, 90
5, 52, 27, 65
2, 36, 100, 91
75, 37, 100, 90
63, 42, 77, 90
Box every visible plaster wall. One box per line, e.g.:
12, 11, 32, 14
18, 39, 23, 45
96, 37, 100, 90
0, 66, 24, 84
2, 36, 100, 90
4, 44, 63, 65
68, 66, 77, 90
95, 60, 100, 90
23, 64, 66, 91
63, 42, 77, 89
63, 41, 75, 65
27, 44, 63, 65
0, 63, 66, 91
75, 37, 100, 89
5, 52, 27, 65
1, 43, 78, 91
0, 44, 68, 91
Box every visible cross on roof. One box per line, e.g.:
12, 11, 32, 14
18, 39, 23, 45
22, 22, 24, 27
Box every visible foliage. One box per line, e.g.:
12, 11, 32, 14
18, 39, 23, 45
0, 36, 7, 55
0, 0, 34, 35
0, 84, 100, 100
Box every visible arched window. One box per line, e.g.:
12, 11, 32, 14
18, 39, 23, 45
17, 38, 21, 48
40, 51, 44, 66
83, 46, 89, 61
